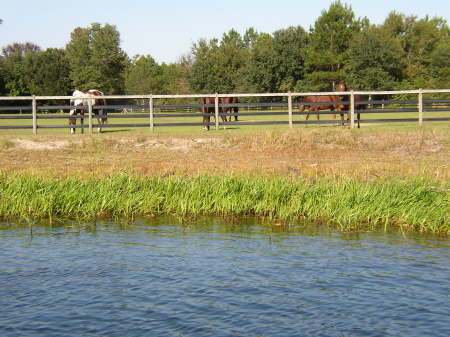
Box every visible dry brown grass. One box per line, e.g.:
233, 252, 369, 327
0, 128, 449, 181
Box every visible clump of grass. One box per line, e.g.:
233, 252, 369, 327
0, 139, 15, 149
0, 173, 448, 233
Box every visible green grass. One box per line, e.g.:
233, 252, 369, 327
0, 173, 448, 233
1, 108, 448, 136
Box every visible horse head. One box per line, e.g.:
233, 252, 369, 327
338, 81, 347, 92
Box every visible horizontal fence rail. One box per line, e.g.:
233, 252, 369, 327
0, 89, 449, 134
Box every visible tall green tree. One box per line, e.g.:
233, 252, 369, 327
188, 37, 219, 93
65, 23, 128, 94
305, 1, 366, 90
159, 57, 193, 95
189, 29, 250, 93
22, 48, 71, 95
383, 12, 450, 88
272, 26, 309, 91
245, 26, 308, 93
124, 55, 163, 94
344, 26, 405, 90
0, 63, 6, 96
241, 32, 275, 93
1, 43, 41, 96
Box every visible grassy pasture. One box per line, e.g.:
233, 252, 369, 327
0, 106, 449, 136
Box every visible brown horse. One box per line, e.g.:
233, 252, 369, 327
201, 97, 228, 130
220, 97, 239, 122
299, 83, 345, 122
338, 81, 365, 128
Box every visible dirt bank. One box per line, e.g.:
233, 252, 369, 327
0, 129, 448, 181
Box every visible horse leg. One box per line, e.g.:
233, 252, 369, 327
97, 109, 106, 133
234, 107, 238, 121
202, 112, 210, 131
225, 107, 230, 122
357, 112, 360, 129
97, 116, 102, 133
220, 109, 228, 130
69, 110, 77, 134
340, 110, 346, 126
221, 109, 228, 124
79, 111, 85, 134
97, 111, 101, 133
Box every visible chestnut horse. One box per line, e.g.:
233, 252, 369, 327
220, 97, 239, 122
201, 97, 228, 130
299, 82, 345, 122
69, 89, 107, 134
338, 81, 365, 128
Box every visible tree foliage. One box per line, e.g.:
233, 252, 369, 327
1, 3, 449, 98
125, 55, 163, 94
0, 43, 41, 96
344, 26, 405, 90
304, 1, 367, 90
23, 48, 71, 95
65, 23, 128, 94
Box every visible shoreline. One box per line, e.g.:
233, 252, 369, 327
1, 173, 448, 234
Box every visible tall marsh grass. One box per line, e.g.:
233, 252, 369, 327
0, 173, 448, 233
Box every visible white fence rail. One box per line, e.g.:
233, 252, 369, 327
0, 89, 449, 135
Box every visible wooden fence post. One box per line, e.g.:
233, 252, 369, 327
350, 91, 355, 129
418, 88, 423, 126
88, 98, 93, 135
215, 93, 219, 130
149, 94, 154, 132
288, 91, 293, 129
32, 96, 37, 135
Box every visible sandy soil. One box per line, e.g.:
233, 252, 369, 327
0, 129, 448, 181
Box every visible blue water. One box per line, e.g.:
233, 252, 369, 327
0, 217, 449, 337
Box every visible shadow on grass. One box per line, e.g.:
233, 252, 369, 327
99, 129, 132, 134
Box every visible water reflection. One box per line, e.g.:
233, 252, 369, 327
0, 216, 449, 337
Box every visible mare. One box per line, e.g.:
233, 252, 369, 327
201, 97, 228, 130
338, 81, 365, 128
220, 97, 239, 122
299, 83, 345, 123
69, 89, 107, 134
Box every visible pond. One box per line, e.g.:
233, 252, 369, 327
1, 216, 449, 337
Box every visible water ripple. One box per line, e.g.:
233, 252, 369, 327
1, 218, 449, 337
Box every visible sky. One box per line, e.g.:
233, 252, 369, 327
1, 0, 449, 64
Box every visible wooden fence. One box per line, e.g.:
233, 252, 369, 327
0, 89, 449, 134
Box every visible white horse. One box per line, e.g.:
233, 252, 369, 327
69, 89, 107, 134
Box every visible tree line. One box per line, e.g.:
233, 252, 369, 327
0, 1, 449, 99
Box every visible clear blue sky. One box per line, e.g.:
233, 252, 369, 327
1, 0, 449, 63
